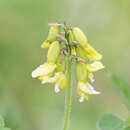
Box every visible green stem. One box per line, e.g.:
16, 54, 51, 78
63, 56, 72, 130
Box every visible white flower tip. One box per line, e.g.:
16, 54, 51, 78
41, 80, 47, 84
99, 64, 105, 70
31, 66, 43, 78
91, 90, 101, 95
89, 61, 104, 71
54, 83, 60, 93
87, 82, 94, 90
32, 71, 37, 78
55, 88, 60, 93
95, 91, 101, 94
79, 97, 84, 103
89, 74, 95, 83
48, 76, 56, 82
91, 79, 95, 82
79, 93, 84, 103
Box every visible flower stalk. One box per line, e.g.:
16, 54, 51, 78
62, 25, 72, 130
63, 55, 72, 130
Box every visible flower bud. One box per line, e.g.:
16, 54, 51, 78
76, 62, 87, 82
48, 26, 60, 42
72, 27, 88, 48
41, 26, 60, 48
47, 41, 60, 63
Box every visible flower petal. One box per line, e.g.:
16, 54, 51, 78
41, 76, 51, 84
79, 93, 85, 102
78, 81, 100, 95
54, 83, 60, 93
55, 72, 67, 90
32, 62, 56, 78
85, 44, 102, 61
87, 82, 94, 90
88, 73, 95, 82
48, 76, 56, 83
87, 61, 104, 72
47, 72, 66, 92
41, 41, 50, 48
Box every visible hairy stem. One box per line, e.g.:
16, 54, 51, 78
63, 56, 72, 130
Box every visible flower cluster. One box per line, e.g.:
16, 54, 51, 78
32, 23, 104, 102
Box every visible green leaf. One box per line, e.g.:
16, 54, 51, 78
97, 113, 124, 130
0, 116, 5, 128
125, 127, 130, 130
108, 73, 130, 110
125, 116, 130, 127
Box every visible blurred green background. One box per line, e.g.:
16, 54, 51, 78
0, 0, 129, 130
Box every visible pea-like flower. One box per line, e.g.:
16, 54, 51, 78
48, 72, 67, 93
32, 23, 104, 102
32, 62, 56, 78
85, 44, 102, 61
42, 55, 67, 93
87, 61, 104, 82
72, 28, 102, 61
41, 26, 60, 48
72, 27, 88, 49
77, 81, 100, 102
32, 41, 60, 82
76, 61, 101, 102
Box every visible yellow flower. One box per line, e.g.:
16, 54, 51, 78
76, 45, 88, 62
87, 61, 104, 82
36, 54, 67, 93
84, 44, 102, 61
47, 41, 60, 63
72, 27, 102, 61
47, 72, 67, 93
46, 55, 67, 92
77, 81, 100, 102
39, 73, 53, 84
32, 62, 56, 78
76, 62, 88, 82
76, 60, 102, 101
41, 26, 60, 48
87, 61, 104, 72
72, 27, 88, 49
32, 23, 104, 102
32, 41, 60, 81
